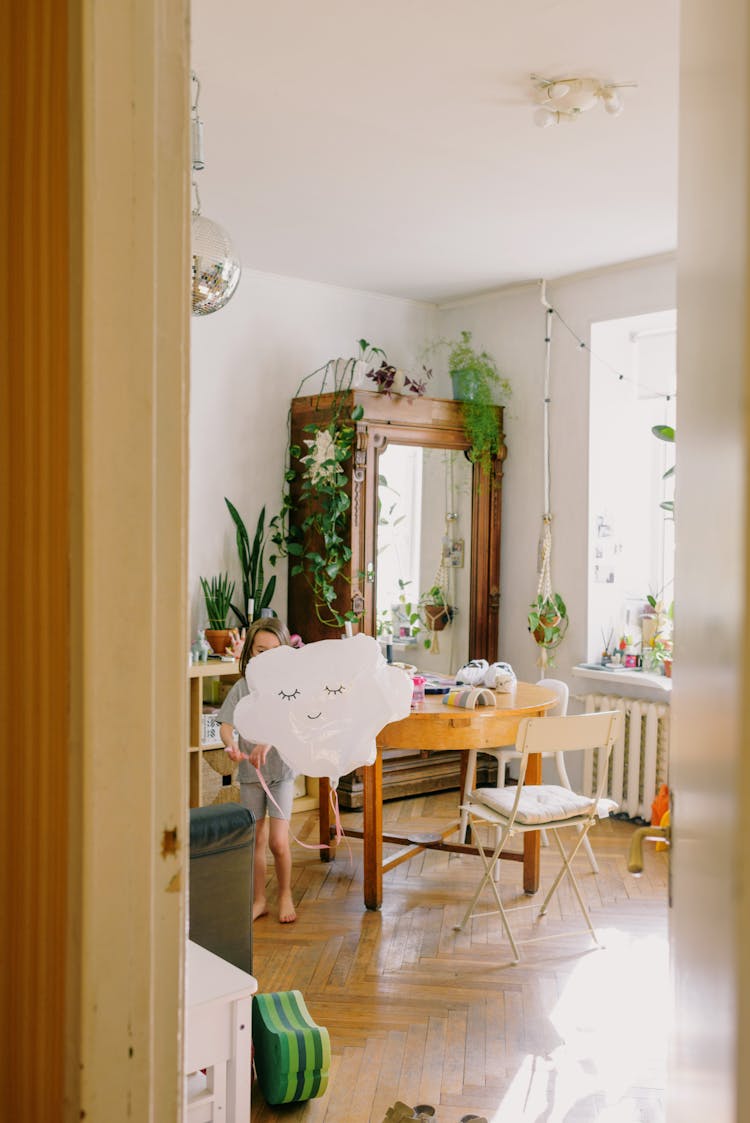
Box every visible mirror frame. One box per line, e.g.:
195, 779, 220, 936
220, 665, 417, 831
287, 389, 506, 662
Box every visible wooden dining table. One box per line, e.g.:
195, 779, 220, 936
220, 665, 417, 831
317, 681, 560, 910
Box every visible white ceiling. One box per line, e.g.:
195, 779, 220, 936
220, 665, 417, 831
191, 0, 679, 304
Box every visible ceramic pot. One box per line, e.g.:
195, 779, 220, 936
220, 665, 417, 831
424, 604, 453, 631
204, 628, 232, 655
532, 612, 560, 644
451, 368, 480, 402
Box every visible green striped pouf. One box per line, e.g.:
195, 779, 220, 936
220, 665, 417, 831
252, 990, 331, 1105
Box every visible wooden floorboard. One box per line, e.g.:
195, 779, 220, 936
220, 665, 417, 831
249, 791, 669, 1122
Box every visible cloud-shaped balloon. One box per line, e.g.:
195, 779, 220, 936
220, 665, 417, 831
233, 634, 413, 783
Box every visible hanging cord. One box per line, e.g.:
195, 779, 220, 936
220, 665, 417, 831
428, 451, 459, 657
536, 284, 556, 667
191, 71, 204, 216
541, 286, 554, 520
536, 515, 553, 604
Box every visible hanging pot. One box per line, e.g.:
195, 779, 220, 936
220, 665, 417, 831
424, 604, 454, 631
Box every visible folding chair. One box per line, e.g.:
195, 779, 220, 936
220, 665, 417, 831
453, 709, 623, 962
457, 679, 600, 875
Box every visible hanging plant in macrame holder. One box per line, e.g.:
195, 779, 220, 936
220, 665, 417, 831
527, 295, 568, 668
528, 518, 568, 667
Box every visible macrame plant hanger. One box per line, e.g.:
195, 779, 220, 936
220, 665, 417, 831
536, 282, 555, 668
426, 452, 458, 658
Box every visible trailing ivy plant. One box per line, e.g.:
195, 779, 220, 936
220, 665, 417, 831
270, 396, 364, 629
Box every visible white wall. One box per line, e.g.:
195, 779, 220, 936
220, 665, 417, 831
190, 256, 676, 678
435, 256, 676, 691
189, 269, 436, 635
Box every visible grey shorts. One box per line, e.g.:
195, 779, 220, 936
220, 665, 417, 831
240, 778, 294, 821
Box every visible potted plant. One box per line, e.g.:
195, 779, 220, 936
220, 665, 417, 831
445, 331, 511, 476
527, 591, 568, 666
328, 338, 387, 392
200, 572, 237, 653
225, 499, 276, 626
419, 584, 455, 631
642, 592, 674, 673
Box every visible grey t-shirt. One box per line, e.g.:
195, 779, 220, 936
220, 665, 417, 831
217, 678, 295, 785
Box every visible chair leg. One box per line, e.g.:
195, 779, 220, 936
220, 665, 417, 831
491, 751, 514, 879
457, 750, 478, 842
453, 819, 520, 962
539, 828, 599, 944
553, 752, 599, 873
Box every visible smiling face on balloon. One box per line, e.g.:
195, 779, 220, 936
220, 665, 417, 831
232, 633, 413, 782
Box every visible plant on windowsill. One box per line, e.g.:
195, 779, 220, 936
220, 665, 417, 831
224, 499, 277, 626
642, 592, 674, 674
527, 591, 568, 666
200, 572, 238, 653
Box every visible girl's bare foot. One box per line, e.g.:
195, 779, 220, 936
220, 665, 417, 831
253, 898, 269, 921
278, 892, 296, 924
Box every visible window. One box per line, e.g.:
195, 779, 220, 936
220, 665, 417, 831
588, 310, 676, 662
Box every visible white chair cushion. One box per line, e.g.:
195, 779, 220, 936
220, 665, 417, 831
471, 785, 617, 825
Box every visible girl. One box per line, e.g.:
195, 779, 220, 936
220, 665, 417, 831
218, 617, 297, 923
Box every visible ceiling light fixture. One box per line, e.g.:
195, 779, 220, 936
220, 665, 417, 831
530, 74, 635, 128
191, 71, 242, 316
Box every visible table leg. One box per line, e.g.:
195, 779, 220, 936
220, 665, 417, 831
363, 751, 383, 910
318, 777, 332, 860
523, 750, 542, 894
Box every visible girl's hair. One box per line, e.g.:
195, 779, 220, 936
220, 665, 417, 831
239, 616, 291, 675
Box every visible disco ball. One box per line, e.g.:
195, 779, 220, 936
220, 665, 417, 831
191, 214, 241, 315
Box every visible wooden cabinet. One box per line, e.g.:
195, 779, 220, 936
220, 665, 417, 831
187, 661, 318, 811
285, 389, 505, 807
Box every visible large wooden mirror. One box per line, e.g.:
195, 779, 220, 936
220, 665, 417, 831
288, 389, 505, 805
288, 391, 505, 664
375, 442, 475, 674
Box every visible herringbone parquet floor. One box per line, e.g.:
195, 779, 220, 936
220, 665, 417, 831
250, 790, 669, 1123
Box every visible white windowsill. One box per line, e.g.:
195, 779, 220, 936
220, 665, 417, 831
572, 664, 672, 694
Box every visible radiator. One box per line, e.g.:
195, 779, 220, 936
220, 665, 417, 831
580, 693, 670, 820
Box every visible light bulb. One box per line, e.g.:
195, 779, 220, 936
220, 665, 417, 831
534, 106, 559, 129
602, 89, 623, 116
548, 81, 571, 100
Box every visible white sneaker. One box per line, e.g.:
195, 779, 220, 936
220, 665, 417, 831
484, 662, 517, 691
455, 659, 489, 686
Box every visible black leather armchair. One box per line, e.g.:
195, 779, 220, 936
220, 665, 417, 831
188, 803, 255, 974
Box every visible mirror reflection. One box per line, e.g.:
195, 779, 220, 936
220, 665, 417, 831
375, 444, 473, 674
